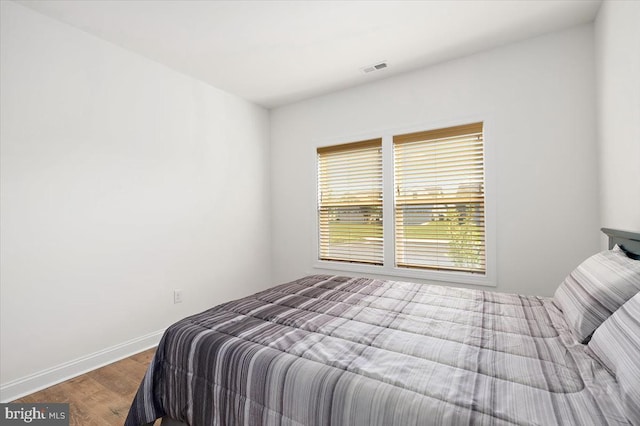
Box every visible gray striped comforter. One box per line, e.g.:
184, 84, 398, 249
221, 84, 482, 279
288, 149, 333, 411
125, 275, 631, 426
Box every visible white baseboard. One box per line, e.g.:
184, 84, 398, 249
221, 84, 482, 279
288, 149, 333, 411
0, 329, 165, 403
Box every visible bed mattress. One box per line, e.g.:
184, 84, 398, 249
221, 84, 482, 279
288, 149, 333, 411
125, 275, 630, 425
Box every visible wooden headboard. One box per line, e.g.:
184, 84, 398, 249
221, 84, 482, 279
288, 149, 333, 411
602, 228, 640, 260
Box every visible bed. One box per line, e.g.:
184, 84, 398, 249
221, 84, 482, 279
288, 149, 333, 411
125, 228, 640, 426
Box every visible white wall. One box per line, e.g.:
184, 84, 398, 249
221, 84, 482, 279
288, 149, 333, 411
270, 25, 599, 297
595, 0, 640, 235
0, 2, 271, 399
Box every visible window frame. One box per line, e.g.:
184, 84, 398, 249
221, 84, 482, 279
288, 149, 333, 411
313, 118, 496, 287
394, 122, 486, 274
316, 138, 384, 265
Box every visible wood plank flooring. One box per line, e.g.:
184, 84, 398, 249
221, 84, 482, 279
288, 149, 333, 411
12, 348, 158, 426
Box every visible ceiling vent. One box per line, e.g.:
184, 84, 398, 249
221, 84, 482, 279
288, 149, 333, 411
361, 61, 388, 74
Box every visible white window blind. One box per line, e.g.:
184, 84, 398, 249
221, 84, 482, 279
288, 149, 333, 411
394, 122, 485, 273
317, 139, 383, 265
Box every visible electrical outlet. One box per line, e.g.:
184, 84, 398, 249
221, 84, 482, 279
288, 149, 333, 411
174, 289, 183, 304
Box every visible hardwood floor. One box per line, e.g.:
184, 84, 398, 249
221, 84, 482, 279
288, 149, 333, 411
12, 348, 159, 426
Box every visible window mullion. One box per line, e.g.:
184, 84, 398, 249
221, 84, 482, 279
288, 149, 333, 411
382, 134, 395, 270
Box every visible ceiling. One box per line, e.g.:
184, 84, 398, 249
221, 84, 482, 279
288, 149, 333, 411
16, 0, 602, 108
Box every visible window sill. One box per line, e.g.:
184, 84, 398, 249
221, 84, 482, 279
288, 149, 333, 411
313, 260, 496, 287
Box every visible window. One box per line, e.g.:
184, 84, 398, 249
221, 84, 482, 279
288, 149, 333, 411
317, 139, 383, 265
394, 123, 485, 274
316, 121, 490, 285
